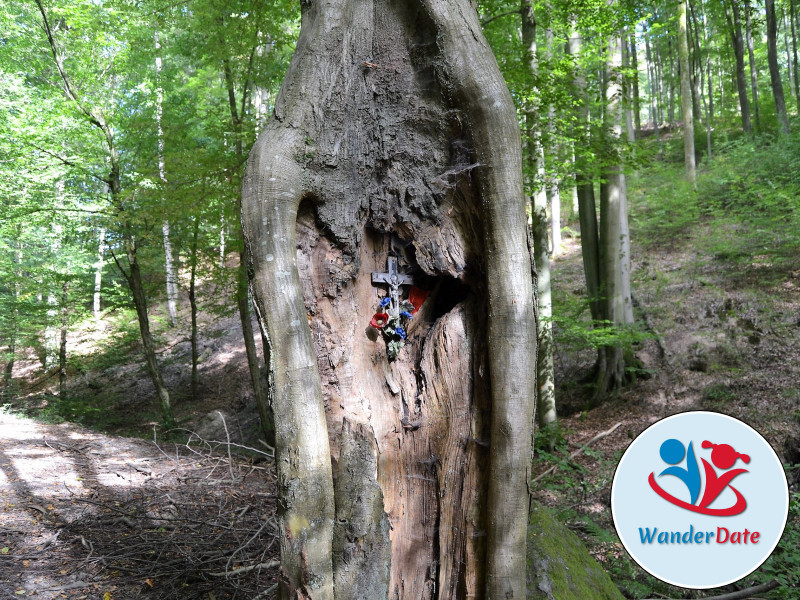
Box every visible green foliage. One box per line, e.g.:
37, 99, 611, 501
753, 490, 800, 596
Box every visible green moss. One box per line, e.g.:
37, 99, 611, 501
527, 502, 624, 600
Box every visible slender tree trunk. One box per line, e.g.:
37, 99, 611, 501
219, 215, 226, 268
767, 0, 792, 133
3, 240, 21, 401
121, 239, 175, 428
791, 0, 800, 106
783, 7, 796, 103
645, 24, 659, 129
242, 1, 536, 597
667, 38, 676, 124
700, 0, 714, 160
238, 250, 275, 445
189, 217, 199, 400
679, 0, 697, 185
568, 26, 602, 324
545, 22, 562, 258
597, 31, 634, 397
220, 37, 276, 446
629, 33, 642, 138
59, 275, 68, 401
156, 31, 178, 327
744, 0, 761, 131
688, 0, 704, 123
523, 0, 556, 428
726, 0, 753, 132
93, 226, 105, 317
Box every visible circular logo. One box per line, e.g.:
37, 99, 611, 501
611, 411, 789, 588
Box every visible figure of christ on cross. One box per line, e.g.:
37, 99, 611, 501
371, 256, 413, 318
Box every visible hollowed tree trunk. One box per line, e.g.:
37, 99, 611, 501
241, 1, 536, 598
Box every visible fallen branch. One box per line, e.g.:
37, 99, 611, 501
209, 560, 279, 578
532, 422, 623, 484
644, 579, 779, 600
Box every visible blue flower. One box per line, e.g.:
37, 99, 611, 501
396, 326, 407, 340
379, 297, 391, 308
400, 311, 413, 319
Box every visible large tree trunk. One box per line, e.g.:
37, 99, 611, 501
678, 0, 696, 185
241, 1, 536, 598
726, 0, 753, 133
767, 0, 792, 134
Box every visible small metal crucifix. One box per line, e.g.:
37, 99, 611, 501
372, 256, 413, 318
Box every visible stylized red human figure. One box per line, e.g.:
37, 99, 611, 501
698, 441, 750, 509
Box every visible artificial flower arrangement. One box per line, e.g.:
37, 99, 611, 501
369, 286, 429, 360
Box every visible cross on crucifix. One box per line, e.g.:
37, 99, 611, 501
372, 256, 413, 318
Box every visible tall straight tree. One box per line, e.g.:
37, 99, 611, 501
744, 0, 761, 131
766, 0, 792, 133
725, 0, 753, 133
791, 0, 800, 105
242, 0, 536, 597
678, 0, 696, 185
522, 0, 556, 428
597, 27, 634, 396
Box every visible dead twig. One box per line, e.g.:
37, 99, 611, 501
532, 422, 623, 484
209, 560, 279, 578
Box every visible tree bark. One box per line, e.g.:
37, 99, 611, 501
629, 33, 642, 138
119, 239, 175, 428
725, 0, 753, 133
678, 0, 696, 185
237, 250, 274, 446
189, 217, 199, 401
767, 0, 792, 134
597, 31, 634, 397
242, 1, 536, 598
791, 0, 800, 106
93, 226, 105, 317
568, 26, 602, 324
59, 276, 68, 401
522, 0, 556, 428
744, 0, 761, 131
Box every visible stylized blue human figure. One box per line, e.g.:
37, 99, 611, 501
659, 439, 701, 505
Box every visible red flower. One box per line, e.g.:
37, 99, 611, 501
370, 312, 389, 328
408, 286, 430, 315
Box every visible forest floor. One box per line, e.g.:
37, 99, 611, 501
0, 410, 279, 599
3, 161, 800, 598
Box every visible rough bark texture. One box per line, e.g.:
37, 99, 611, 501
767, 0, 792, 134
189, 218, 199, 400
241, 1, 536, 598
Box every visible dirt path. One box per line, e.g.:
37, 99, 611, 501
0, 411, 278, 600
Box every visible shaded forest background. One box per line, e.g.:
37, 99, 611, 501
2, 0, 800, 598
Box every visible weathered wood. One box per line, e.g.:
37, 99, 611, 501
242, 1, 535, 598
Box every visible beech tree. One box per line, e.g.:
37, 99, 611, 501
242, 0, 536, 598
